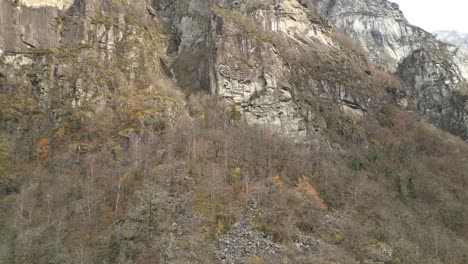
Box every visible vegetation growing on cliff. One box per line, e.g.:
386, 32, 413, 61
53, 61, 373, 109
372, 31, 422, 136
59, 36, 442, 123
0, 0, 467, 263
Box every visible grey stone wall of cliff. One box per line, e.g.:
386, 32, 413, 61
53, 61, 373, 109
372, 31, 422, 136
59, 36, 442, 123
0, 0, 388, 145
309, 0, 468, 76
0, 0, 63, 52
156, 0, 384, 144
397, 49, 468, 138
0, 0, 184, 144
309, 0, 468, 138
6, 0, 466, 142
309, 0, 442, 71
0, 0, 109, 53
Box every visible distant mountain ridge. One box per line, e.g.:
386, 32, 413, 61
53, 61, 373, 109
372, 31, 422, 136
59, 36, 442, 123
434, 30, 468, 53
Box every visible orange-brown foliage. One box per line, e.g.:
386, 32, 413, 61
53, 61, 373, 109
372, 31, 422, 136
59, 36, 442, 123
296, 176, 326, 209
37, 138, 50, 163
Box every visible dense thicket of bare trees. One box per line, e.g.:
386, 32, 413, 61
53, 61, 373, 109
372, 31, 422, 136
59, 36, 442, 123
0, 93, 467, 263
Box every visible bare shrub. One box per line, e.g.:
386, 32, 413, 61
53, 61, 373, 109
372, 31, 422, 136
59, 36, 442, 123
332, 29, 366, 54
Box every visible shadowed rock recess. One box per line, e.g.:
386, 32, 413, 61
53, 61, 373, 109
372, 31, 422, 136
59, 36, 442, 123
0, 0, 468, 263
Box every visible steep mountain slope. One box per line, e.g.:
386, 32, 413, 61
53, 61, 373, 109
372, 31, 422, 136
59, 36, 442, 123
0, 0, 468, 263
310, 0, 468, 138
434, 30, 468, 53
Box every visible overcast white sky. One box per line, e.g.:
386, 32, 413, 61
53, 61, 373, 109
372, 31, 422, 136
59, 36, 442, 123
391, 0, 468, 33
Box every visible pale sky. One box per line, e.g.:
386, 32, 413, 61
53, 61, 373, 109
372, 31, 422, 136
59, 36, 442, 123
392, 0, 468, 33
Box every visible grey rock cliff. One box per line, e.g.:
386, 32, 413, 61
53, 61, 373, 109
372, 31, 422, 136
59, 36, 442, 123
0, 0, 383, 157
397, 48, 468, 138
310, 0, 436, 71
157, 0, 384, 143
1, 0, 467, 142
310, 0, 468, 138
0, 0, 183, 145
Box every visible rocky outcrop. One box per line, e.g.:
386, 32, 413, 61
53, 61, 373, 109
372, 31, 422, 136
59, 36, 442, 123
310, 0, 468, 138
309, 0, 437, 71
157, 0, 384, 142
2, 0, 467, 141
209, 1, 335, 139
397, 48, 468, 138
0, 0, 65, 52
310, 0, 468, 77
0, 0, 180, 116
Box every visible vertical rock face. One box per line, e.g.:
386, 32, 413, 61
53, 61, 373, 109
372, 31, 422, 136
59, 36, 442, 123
0, 0, 384, 146
309, 0, 468, 77
208, 0, 335, 139
0, 0, 183, 143
157, 0, 382, 141
310, 0, 468, 138
309, 0, 436, 71
1, 0, 466, 140
397, 49, 468, 138
0, 0, 65, 52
